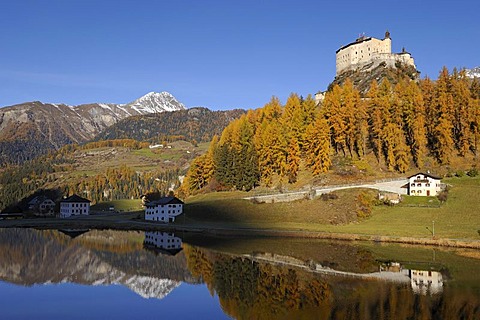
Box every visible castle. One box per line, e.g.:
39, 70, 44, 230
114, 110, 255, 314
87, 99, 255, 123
335, 31, 415, 76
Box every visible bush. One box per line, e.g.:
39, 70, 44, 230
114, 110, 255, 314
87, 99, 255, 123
437, 189, 448, 203
320, 193, 338, 201
356, 191, 374, 219
456, 170, 465, 177
467, 167, 479, 177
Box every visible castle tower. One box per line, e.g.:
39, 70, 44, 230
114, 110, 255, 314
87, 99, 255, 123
383, 30, 392, 53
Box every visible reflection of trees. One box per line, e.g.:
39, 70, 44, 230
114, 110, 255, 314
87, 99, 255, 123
184, 244, 480, 320
184, 245, 331, 319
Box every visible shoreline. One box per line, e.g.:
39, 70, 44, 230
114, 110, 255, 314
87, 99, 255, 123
1, 217, 480, 250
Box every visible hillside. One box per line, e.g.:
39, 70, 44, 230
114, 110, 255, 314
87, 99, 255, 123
0, 139, 210, 212
328, 61, 420, 95
0, 92, 185, 165
182, 67, 480, 197
94, 107, 246, 143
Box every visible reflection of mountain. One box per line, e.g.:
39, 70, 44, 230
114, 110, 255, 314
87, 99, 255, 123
124, 276, 180, 300
0, 229, 197, 300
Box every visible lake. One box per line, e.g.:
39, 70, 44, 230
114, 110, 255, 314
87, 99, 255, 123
0, 228, 479, 319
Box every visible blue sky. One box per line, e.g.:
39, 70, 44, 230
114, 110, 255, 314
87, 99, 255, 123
0, 0, 478, 110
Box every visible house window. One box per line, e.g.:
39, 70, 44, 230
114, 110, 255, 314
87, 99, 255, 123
411, 183, 415, 187
426, 183, 430, 187
411, 190, 416, 194
417, 183, 421, 187
418, 190, 422, 194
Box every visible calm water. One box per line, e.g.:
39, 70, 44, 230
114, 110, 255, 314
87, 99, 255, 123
0, 228, 479, 320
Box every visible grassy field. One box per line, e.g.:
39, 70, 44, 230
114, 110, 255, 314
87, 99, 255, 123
336, 176, 480, 239
183, 188, 375, 229
183, 176, 480, 240
91, 199, 143, 212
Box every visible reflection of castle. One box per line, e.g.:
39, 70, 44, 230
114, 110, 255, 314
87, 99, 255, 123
143, 232, 183, 255
410, 269, 443, 295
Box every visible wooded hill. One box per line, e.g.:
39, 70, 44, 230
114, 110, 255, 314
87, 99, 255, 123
94, 107, 246, 145
0, 139, 205, 212
182, 67, 480, 195
0, 104, 244, 166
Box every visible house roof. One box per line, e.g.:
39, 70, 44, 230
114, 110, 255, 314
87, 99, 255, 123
407, 172, 442, 180
145, 196, 184, 207
60, 194, 91, 203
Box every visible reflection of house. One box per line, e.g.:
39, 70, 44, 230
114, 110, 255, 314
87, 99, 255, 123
59, 195, 91, 218
143, 231, 182, 255
410, 269, 443, 295
58, 229, 90, 238
28, 196, 55, 216
405, 172, 442, 196
145, 197, 184, 223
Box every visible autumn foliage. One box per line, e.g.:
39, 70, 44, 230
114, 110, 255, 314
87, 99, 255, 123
184, 67, 480, 194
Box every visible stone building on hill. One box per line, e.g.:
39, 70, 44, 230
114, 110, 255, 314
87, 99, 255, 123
335, 31, 416, 76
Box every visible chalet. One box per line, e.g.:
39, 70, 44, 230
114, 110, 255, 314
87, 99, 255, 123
59, 194, 91, 218
28, 196, 55, 216
144, 196, 184, 223
405, 173, 442, 196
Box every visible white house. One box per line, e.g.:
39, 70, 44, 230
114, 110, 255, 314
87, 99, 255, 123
59, 194, 91, 218
28, 196, 56, 216
406, 173, 442, 196
144, 196, 184, 223
144, 231, 182, 253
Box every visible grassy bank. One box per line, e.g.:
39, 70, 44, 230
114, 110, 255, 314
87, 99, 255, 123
183, 176, 480, 241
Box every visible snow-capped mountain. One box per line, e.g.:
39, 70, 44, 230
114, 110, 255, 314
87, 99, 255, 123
0, 92, 185, 164
465, 66, 480, 79
124, 91, 185, 114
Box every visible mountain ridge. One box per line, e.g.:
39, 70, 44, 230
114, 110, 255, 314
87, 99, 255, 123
0, 92, 186, 165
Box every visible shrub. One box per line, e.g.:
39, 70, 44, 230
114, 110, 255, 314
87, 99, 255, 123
437, 189, 448, 203
356, 191, 374, 219
456, 170, 465, 177
320, 193, 338, 201
467, 167, 479, 177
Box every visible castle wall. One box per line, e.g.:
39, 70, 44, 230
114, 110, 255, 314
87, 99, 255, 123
335, 34, 414, 76
371, 52, 416, 69
336, 37, 391, 75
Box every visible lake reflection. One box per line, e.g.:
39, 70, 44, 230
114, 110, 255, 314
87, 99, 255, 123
0, 228, 479, 319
